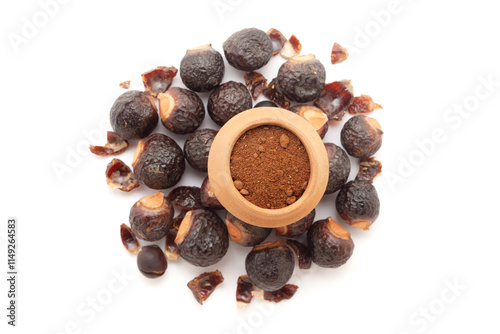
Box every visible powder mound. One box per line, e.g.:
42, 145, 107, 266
230, 125, 310, 209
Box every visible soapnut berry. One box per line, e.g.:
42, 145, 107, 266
180, 44, 225, 92
307, 217, 354, 268
314, 80, 354, 121
183, 128, 218, 172
226, 212, 271, 247
130, 192, 174, 241
223, 28, 273, 71
245, 239, 295, 291
200, 176, 224, 210
277, 54, 326, 103
132, 133, 185, 189
208, 81, 253, 126
158, 87, 205, 135
324, 143, 351, 194
175, 209, 229, 267
341, 115, 383, 159
275, 209, 315, 237
290, 105, 329, 139
110, 90, 158, 140
336, 180, 380, 231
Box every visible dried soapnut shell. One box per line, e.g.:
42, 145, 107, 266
245, 239, 295, 291
275, 209, 315, 237
336, 180, 380, 230
226, 212, 271, 247
167, 186, 202, 212
307, 217, 354, 268
180, 44, 225, 92
277, 54, 326, 103
120, 224, 139, 254
158, 87, 205, 135
187, 270, 224, 305
290, 105, 329, 139
175, 209, 229, 267
133, 133, 185, 189
314, 80, 354, 121
183, 128, 218, 172
200, 176, 224, 210
130, 192, 174, 241
110, 90, 158, 140
341, 115, 383, 159
208, 81, 253, 126
105, 158, 139, 192
223, 28, 273, 71
141, 66, 178, 97
324, 143, 351, 194
89, 131, 128, 156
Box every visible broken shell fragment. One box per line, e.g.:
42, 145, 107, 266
280, 34, 302, 59
89, 131, 129, 156
290, 105, 329, 139
267, 28, 287, 56
314, 80, 354, 121
105, 158, 139, 192
331, 42, 349, 64
244, 71, 268, 100
141, 66, 178, 97
356, 157, 382, 183
347, 95, 383, 115
120, 224, 140, 254
187, 270, 224, 305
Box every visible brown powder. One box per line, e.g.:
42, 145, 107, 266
230, 125, 310, 209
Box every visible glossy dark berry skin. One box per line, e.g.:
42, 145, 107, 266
336, 180, 380, 230
324, 143, 351, 194
180, 45, 225, 92
137, 245, 168, 279
275, 209, 315, 237
133, 133, 185, 190
255, 100, 278, 108
110, 90, 158, 140
223, 28, 273, 71
129, 192, 174, 242
245, 240, 294, 291
167, 186, 202, 212
183, 129, 218, 172
208, 81, 253, 126
176, 209, 229, 267
307, 218, 354, 268
226, 212, 271, 247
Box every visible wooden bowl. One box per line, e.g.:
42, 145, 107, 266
207, 107, 329, 228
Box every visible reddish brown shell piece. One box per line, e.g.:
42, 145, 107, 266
356, 157, 382, 183
187, 270, 224, 305
280, 35, 302, 59
89, 131, 129, 156
267, 28, 287, 56
105, 159, 139, 192
120, 224, 139, 254
347, 95, 383, 115
244, 71, 268, 100
119, 80, 130, 89
141, 66, 178, 97
331, 43, 349, 65
262, 78, 290, 109
236, 274, 299, 308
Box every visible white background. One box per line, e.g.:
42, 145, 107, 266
1, 0, 500, 333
